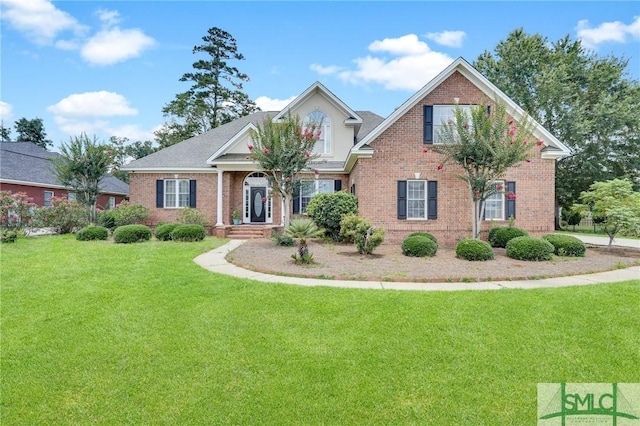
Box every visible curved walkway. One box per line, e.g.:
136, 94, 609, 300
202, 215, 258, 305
194, 236, 640, 291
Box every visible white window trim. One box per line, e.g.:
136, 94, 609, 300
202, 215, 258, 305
407, 180, 427, 220
299, 179, 334, 214
164, 179, 190, 209
305, 111, 332, 156
483, 180, 505, 221
108, 196, 115, 210
433, 104, 473, 144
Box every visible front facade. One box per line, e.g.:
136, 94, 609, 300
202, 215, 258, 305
123, 58, 570, 244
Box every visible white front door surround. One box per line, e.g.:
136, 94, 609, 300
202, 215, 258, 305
242, 172, 272, 224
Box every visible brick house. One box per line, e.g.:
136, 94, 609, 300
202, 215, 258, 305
122, 58, 570, 244
0, 142, 129, 209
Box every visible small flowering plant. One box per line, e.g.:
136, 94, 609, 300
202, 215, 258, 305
0, 191, 37, 231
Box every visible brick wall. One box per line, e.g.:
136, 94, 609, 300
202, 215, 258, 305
0, 182, 126, 209
354, 71, 556, 246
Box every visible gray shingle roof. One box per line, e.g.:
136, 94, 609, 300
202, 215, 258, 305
0, 142, 129, 195
122, 110, 384, 171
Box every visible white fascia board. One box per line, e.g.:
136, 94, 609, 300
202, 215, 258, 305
206, 123, 258, 164
273, 81, 362, 124
123, 167, 216, 173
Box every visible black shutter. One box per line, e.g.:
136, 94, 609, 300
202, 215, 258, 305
486, 105, 491, 116
292, 182, 300, 214
397, 180, 407, 220
506, 181, 516, 219
189, 180, 197, 208
351, 183, 356, 195
423, 105, 433, 144
156, 180, 164, 208
427, 181, 438, 220
334, 179, 342, 191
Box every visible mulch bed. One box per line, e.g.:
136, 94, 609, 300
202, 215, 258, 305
225, 239, 640, 283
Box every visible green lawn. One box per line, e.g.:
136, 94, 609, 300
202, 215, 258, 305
1, 235, 639, 424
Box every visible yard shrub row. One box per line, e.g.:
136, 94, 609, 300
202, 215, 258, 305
113, 224, 152, 244
154, 223, 206, 242
488, 226, 528, 248
155, 223, 180, 241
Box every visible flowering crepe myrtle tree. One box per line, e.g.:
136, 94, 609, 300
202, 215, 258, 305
53, 133, 114, 223
0, 191, 37, 230
249, 113, 321, 226
432, 100, 537, 239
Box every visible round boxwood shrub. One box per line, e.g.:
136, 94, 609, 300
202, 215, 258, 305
402, 234, 438, 257
542, 234, 586, 257
407, 232, 438, 246
506, 236, 554, 261
488, 226, 529, 248
171, 224, 206, 242
306, 191, 358, 241
113, 224, 152, 244
455, 239, 495, 261
155, 223, 179, 241
76, 225, 108, 241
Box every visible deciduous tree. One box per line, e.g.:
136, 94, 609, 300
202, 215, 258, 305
433, 101, 536, 239
474, 29, 640, 212
574, 178, 640, 249
249, 113, 320, 226
53, 134, 113, 222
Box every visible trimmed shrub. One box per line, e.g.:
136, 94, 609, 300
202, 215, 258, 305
407, 232, 438, 245
455, 239, 495, 261
488, 226, 528, 248
113, 224, 152, 244
542, 234, 586, 257
506, 236, 554, 261
97, 209, 116, 230
1, 230, 18, 243
155, 223, 179, 241
402, 235, 438, 257
339, 213, 385, 255
271, 228, 294, 246
178, 208, 210, 226
306, 191, 358, 241
76, 225, 108, 241
171, 224, 206, 242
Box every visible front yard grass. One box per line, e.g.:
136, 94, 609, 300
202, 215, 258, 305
1, 235, 639, 424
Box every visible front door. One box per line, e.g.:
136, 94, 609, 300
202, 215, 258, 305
250, 187, 266, 223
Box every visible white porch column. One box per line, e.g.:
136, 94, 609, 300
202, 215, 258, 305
216, 169, 224, 226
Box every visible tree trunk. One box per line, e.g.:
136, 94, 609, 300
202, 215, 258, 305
281, 194, 291, 227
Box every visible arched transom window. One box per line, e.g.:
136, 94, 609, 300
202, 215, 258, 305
304, 110, 331, 155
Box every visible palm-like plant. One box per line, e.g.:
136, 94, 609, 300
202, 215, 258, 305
284, 219, 324, 263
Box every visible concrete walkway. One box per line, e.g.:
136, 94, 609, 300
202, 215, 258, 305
564, 233, 640, 249
194, 238, 640, 292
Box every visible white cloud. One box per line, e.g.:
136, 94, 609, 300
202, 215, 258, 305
96, 9, 121, 27
48, 91, 138, 117
576, 16, 640, 48
0, 101, 15, 121
425, 30, 466, 48
254, 96, 297, 111
0, 0, 88, 44
81, 27, 156, 66
312, 34, 454, 91
310, 64, 344, 75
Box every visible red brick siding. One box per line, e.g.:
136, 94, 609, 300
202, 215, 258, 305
0, 182, 126, 208
354, 71, 556, 246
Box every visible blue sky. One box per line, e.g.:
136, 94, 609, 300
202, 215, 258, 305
1, 1, 639, 150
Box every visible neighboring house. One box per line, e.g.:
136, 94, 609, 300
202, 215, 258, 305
122, 58, 570, 244
0, 142, 129, 209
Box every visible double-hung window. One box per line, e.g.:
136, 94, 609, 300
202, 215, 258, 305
44, 191, 54, 207
484, 181, 505, 220
299, 179, 334, 213
165, 179, 190, 208
407, 180, 426, 219
433, 105, 473, 144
